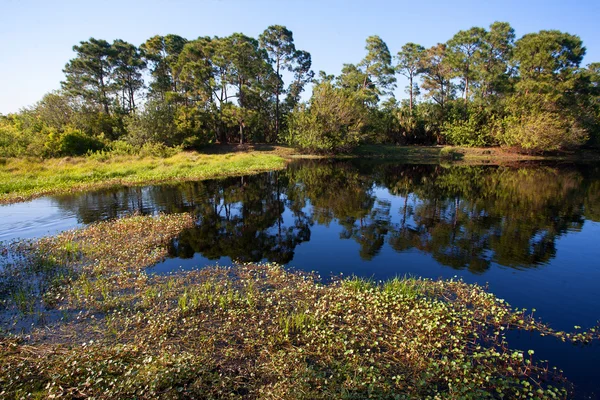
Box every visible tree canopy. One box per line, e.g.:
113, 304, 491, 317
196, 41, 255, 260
1, 22, 599, 158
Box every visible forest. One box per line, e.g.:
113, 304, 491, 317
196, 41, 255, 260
1, 22, 599, 157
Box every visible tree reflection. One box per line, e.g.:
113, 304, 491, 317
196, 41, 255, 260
377, 163, 588, 272
166, 173, 312, 264
51, 160, 600, 272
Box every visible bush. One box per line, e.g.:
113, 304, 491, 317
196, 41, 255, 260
441, 105, 495, 147
1, 114, 107, 158
0, 121, 28, 157
285, 83, 368, 153
442, 119, 490, 147
57, 128, 106, 156
499, 112, 588, 152
106, 140, 137, 156
138, 142, 181, 158
124, 100, 212, 148
102, 140, 180, 158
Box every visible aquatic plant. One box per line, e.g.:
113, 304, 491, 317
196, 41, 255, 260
1, 215, 598, 399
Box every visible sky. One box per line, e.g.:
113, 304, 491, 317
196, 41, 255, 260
1, 0, 599, 114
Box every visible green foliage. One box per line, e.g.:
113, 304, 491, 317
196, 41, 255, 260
104, 140, 137, 155
395, 42, 425, 110
513, 30, 585, 82
499, 111, 588, 152
124, 99, 177, 146
495, 30, 592, 152
442, 106, 495, 147
259, 25, 313, 141
0, 112, 106, 158
4, 24, 600, 155
285, 83, 368, 153
443, 118, 486, 146
56, 128, 105, 156
62, 38, 114, 114
420, 43, 455, 109
446, 26, 487, 100
336, 36, 395, 109
137, 142, 181, 158
101, 141, 181, 158
359, 35, 396, 99
0, 116, 30, 157
140, 34, 188, 98
62, 37, 146, 116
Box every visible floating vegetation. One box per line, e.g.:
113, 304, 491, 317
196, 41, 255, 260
0, 214, 598, 399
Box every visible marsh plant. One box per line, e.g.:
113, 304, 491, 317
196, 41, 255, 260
0, 214, 598, 399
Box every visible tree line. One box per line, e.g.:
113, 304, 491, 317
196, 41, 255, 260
1, 22, 599, 157
289, 23, 600, 153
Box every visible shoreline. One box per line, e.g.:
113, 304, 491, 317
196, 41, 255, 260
1, 145, 598, 205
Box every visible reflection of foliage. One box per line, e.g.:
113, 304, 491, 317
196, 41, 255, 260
169, 174, 312, 265
286, 161, 374, 225
287, 161, 392, 260
583, 165, 600, 223
339, 200, 391, 261
52, 160, 600, 272
377, 163, 589, 271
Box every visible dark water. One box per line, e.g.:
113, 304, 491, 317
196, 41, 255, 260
1, 159, 600, 397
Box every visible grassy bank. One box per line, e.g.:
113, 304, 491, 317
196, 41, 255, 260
0, 150, 286, 204
1, 214, 598, 399
1, 144, 597, 205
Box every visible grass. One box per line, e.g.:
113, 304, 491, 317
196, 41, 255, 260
1, 214, 599, 399
0, 150, 287, 204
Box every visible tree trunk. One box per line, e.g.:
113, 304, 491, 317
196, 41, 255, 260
275, 58, 280, 143
130, 86, 136, 112
409, 75, 413, 112
465, 74, 469, 104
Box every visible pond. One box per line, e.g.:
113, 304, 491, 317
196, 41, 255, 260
1, 159, 600, 397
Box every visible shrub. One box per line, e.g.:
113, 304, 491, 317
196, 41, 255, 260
57, 128, 106, 156
106, 140, 137, 156
102, 141, 180, 158
138, 142, 180, 158
441, 105, 496, 147
0, 121, 28, 157
499, 112, 588, 152
442, 117, 491, 147
285, 83, 368, 153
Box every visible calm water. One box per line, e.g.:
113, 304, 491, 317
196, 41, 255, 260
1, 159, 600, 397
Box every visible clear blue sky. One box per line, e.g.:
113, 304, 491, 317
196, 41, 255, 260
1, 0, 599, 114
